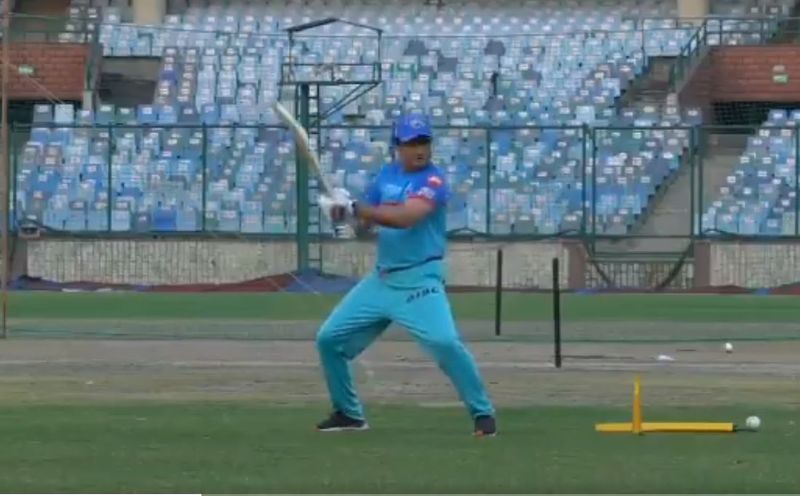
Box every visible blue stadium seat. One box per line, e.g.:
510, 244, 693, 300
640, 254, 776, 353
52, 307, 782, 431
28, 1, 773, 233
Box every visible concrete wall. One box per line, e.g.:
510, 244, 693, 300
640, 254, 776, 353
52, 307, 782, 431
132, 0, 166, 25
701, 241, 800, 288
21, 238, 800, 290
678, 0, 709, 24
6, 42, 90, 101
24, 239, 573, 289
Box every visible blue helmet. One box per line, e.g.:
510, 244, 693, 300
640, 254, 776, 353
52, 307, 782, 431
393, 114, 433, 144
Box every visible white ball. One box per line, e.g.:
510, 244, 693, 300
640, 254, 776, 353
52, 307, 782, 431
724, 342, 733, 353
746, 415, 761, 430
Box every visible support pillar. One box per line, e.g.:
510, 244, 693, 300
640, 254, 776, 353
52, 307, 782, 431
678, 0, 709, 25
132, 0, 166, 25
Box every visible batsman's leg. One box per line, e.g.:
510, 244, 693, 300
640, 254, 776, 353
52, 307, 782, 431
317, 273, 390, 422
389, 277, 495, 420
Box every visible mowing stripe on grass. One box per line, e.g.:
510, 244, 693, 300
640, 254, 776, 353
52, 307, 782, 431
10, 292, 800, 322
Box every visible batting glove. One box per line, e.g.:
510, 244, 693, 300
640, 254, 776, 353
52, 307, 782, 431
332, 223, 356, 239
318, 187, 356, 223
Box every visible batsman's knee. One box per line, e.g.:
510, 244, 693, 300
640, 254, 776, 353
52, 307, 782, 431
316, 325, 336, 352
422, 334, 463, 356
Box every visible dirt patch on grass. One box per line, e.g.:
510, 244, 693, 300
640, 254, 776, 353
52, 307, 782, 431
0, 331, 798, 409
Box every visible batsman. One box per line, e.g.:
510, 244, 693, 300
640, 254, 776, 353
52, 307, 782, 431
314, 114, 497, 436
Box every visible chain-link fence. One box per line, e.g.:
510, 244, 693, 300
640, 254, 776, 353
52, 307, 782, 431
13, 122, 800, 239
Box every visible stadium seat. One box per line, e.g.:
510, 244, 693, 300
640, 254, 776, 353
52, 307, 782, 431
705, 113, 799, 235
25, 0, 780, 234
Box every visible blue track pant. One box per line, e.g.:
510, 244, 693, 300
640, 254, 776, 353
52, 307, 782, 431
316, 268, 495, 421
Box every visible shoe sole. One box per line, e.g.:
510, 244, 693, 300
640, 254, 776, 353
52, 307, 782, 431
317, 423, 370, 432
474, 431, 497, 437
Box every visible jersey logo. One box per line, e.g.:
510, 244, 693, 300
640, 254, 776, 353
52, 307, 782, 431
427, 175, 443, 187
406, 285, 440, 304
410, 117, 426, 129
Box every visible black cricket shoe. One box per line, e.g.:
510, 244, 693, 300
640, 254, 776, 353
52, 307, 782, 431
474, 415, 497, 437
316, 411, 369, 432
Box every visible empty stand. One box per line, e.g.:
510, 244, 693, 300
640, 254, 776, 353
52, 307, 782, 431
17, 0, 792, 235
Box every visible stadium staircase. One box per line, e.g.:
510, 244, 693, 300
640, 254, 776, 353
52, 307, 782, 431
619, 58, 673, 111
669, 21, 712, 95
588, 139, 745, 289
589, 18, 750, 284
600, 141, 747, 254
590, 105, 749, 285
592, 54, 688, 258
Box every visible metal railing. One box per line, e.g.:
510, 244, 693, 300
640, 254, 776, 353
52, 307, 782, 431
6, 14, 103, 43
670, 15, 786, 88
4, 13, 784, 62
6, 12, 791, 98
9, 123, 800, 240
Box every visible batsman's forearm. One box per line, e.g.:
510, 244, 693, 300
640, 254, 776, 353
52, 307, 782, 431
353, 219, 374, 237
356, 204, 415, 228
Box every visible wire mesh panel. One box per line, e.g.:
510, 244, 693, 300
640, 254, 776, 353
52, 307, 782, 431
700, 123, 799, 237
443, 128, 490, 234
592, 127, 690, 237
489, 127, 585, 236
584, 252, 695, 290
12, 127, 36, 230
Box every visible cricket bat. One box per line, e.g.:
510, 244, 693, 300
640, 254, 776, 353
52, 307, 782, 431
273, 101, 334, 195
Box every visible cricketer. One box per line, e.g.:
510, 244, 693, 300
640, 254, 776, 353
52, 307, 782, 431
314, 114, 497, 436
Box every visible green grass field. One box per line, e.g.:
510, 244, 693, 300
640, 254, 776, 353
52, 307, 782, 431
9, 291, 800, 322
0, 403, 797, 493
2, 292, 800, 492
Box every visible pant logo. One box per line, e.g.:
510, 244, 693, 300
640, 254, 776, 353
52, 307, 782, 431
406, 286, 440, 303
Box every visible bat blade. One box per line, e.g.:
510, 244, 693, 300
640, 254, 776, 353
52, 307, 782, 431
273, 101, 334, 194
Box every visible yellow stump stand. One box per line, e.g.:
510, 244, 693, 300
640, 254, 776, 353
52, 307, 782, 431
595, 377, 735, 434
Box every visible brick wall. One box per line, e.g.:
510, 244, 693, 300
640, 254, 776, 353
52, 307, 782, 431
680, 45, 800, 108
5, 42, 90, 101
714, 46, 800, 101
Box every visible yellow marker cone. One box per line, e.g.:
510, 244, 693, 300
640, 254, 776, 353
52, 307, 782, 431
632, 375, 643, 435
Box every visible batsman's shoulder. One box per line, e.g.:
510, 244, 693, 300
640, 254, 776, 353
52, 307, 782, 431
375, 162, 399, 178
